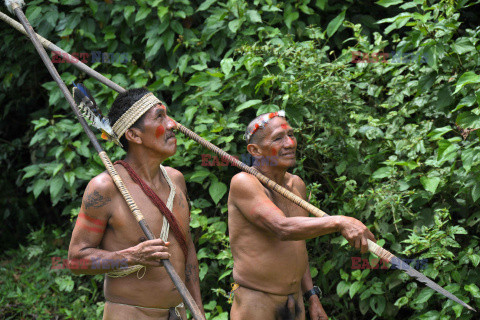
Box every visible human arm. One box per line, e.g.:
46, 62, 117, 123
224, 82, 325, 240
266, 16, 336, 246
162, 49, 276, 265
229, 172, 376, 253
301, 265, 328, 320
68, 173, 170, 275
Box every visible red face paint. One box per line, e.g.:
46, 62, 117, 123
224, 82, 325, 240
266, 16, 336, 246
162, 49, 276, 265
271, 148, 278, 156
281, 124, 288, 130
155, 125, 165, 138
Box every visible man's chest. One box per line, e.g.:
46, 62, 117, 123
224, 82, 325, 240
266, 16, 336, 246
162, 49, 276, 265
268, 187, 308, 218
109, 181, 190, 241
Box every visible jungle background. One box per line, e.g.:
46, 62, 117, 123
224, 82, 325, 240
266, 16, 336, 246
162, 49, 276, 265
1, 0, 480, 319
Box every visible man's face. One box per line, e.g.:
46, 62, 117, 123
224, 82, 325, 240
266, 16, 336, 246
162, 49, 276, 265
252, 117, 297, 168
132, 103, 177, 157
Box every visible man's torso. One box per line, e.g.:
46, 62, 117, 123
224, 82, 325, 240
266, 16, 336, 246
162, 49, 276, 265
228, 172, 309, 295
100, 165, 190, 308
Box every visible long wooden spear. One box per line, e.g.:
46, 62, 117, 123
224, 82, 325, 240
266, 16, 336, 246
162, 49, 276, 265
3, 1, 204, 318
1, 6, 476, 312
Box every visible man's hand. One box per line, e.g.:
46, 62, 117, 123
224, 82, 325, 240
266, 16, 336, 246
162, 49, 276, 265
337, 216, 376, 253
127, 239, 170, 266
308, 296, 328, 320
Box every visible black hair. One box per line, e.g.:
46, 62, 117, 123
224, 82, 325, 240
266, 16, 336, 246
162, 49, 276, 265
108, 88, 151, 151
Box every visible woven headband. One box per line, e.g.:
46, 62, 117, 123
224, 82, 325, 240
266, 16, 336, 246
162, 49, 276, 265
244, 110, 286, 142
112, 92, 164, 139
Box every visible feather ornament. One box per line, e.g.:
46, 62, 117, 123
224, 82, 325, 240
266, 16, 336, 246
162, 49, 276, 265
72, 82, 122, 146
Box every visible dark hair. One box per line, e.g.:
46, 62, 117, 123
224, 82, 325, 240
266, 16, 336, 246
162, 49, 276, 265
108, 88, 151, 150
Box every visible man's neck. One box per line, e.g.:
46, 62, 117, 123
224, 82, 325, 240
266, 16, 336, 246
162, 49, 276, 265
254, 164, 288, 186
123, 152, 165, 183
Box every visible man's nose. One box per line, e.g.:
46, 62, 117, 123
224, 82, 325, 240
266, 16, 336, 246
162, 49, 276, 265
284, 135, 296, 147
165, 116, 177, 130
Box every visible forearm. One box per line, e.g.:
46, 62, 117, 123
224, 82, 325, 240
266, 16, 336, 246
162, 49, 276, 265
301, 263, 321, 305
185, 246, 205, 315
274, 215, 341, 241
67, 246, 138, 275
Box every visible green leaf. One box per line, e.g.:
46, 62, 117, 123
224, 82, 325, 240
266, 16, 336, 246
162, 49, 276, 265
221, 58, 234, 76
246, 10, 262, 23
371, 167, 394, 179
123, 6, 135, 20
461, 148, 477, 172
187, 73, 212, 87
284, 11, 299, 29
420, 176, 441, 194
469, 254, 480, 267
197, 0, 216, 11
456, 111, 480, 129
135, 7, 152, 23
349, 281, 363, 298
454, 71, 480, 94
453, 38, 476, 55
63, 172, 75, 187
414, 288, 435, 304
370, 295, 386, 315
336, 281, 349, 297
33, 179, 47, 198
376, 0, 403, 7
26, 6, 42, 22
464, 283, 480, 298
235, 100, 262, 112
394, 296, 408, 308
55, 275, 74, 292
209, 181, 227, 204
326, 11, 345, 37
23, 165, 40, 179
428, 126, 452, 140
228, 19, 243, 33
472, 184, 480, 203
50, 175, 64, 199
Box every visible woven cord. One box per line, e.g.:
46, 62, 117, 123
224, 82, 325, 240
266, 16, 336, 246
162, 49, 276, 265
115, 160, 188, 260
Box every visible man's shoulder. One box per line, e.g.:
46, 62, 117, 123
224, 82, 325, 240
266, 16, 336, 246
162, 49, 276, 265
163, 166, 187, 192
86, 171, 117, 196
287, 173, 306, 188
230, 172, 264, 198
231, 172, 261, 188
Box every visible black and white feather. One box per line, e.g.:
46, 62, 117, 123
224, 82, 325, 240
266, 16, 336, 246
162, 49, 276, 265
5, 0, 25, 13
72, 82, 121, 146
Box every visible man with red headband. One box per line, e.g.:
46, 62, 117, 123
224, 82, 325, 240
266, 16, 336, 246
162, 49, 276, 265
228, 111, 376, 320
68, 89, 204, 320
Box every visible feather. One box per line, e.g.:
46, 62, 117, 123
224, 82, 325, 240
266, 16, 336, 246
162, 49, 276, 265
5, 0, 25, 13
72, 82, 122, 146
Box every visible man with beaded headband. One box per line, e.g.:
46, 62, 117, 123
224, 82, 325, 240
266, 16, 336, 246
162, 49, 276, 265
68, 89, 204, 320
228, 111, 376, 319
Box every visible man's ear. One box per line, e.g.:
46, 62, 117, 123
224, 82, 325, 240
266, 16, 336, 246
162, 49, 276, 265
247, 143, 262, 157
124, 127, 143, 146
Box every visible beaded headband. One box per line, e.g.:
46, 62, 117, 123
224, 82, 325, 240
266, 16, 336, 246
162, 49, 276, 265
112, 92, 164, 139
244, 110, 286, 142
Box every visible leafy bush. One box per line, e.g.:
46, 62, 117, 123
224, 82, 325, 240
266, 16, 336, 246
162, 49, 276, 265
1, 0, 480, 319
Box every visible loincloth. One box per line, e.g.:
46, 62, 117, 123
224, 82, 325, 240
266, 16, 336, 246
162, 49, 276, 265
230, 284, 305, 320
103, 300, 185, 320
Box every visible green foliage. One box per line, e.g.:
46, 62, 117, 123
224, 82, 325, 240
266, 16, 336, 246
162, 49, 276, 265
1, 0, 480, 319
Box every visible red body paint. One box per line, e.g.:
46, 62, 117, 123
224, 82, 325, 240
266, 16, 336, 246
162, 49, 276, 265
271, 148, 278, 156
155, 125, 165, 138
281, 123, 288, 130
79, 212, 106, 226
77, 220, 105, 233
77, 212, 106, 233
